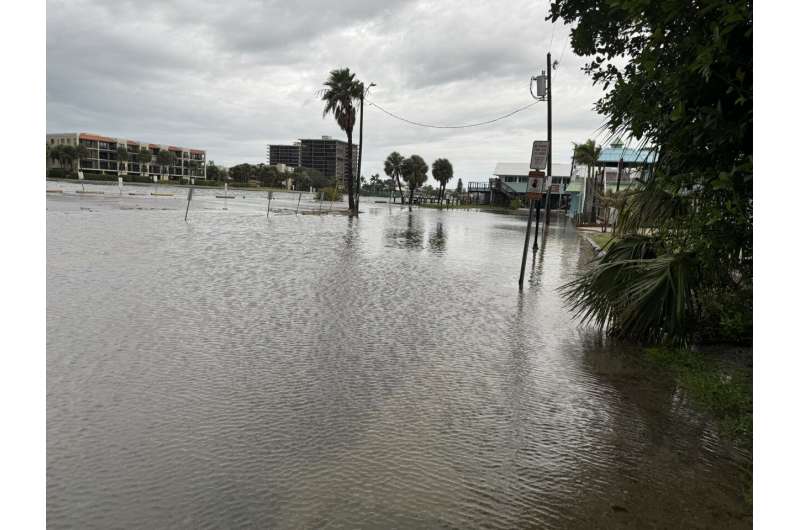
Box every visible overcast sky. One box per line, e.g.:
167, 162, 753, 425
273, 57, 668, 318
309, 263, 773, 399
47, 0, 607, 182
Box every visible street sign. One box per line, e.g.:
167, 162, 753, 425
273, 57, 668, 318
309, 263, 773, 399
527, 192, 543, 200
527, 170, 546, 193
530, 141, 549, 170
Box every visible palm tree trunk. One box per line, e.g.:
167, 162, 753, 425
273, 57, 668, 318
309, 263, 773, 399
408, 187, 414, 210
346, 130, 355, 212
395, 174, 405, 204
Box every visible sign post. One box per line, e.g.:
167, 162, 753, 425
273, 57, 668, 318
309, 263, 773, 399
118, 176, 123, 195
519, 152, 548, 288
530, 141, 549, 171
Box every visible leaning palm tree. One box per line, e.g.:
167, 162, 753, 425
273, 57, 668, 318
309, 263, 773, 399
432, 158, 453, 204
400, 155, 428, 210
320, 68, 361, 213
383, 151, 405, 204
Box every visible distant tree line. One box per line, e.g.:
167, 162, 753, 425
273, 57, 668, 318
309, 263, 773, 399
381, 152, 455, 208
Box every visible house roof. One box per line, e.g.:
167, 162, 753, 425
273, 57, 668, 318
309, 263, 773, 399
598, 147, 658, 164
493, 162, 572, 177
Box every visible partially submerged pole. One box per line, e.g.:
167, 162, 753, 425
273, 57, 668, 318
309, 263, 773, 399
184, 187, 194, 221
519, 195, 537, 287
296, 192, 302, 215
319, 191, 324, 213
224, 182, 228, 210
267, 191, 273, 217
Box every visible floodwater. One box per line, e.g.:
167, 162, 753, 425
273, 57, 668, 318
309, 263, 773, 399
47, 182, 751, 528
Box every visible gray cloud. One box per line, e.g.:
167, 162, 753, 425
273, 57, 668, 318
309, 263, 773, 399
47, 0, 607, 181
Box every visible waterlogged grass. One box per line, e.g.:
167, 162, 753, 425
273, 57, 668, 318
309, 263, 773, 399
644, 347, 752, 442
586, 231, 615, 249
644, 346, 752, 508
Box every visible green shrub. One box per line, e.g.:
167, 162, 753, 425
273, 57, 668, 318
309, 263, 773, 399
229, 181, 260, 188
47, 168, 70, 179
509, 198, 522, 210
192, 179, 222, 187
127, 175, 154, 184
316, 186, 342, 201
695, 287, 753, 345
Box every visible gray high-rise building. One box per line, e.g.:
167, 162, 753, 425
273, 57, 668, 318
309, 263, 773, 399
268, 136, 358, 182
267, 143, 300, 168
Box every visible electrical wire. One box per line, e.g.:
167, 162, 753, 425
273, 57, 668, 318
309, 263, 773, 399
365, 98, 541, 129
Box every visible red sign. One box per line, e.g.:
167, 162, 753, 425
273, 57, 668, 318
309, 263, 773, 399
527, 192, 543, 200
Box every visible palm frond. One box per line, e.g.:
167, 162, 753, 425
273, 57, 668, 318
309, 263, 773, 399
561, 237, 696, 344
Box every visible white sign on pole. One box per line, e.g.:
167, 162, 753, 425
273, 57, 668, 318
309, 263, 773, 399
528, 170, 546, 193
528, 177, 545, 193
530, 141, 549, 170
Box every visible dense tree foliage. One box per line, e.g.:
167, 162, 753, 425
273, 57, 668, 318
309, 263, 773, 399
400, 155, 428, 209
552, 0, 752, 344
384, 151, 405, 204
432, 158, 454, 203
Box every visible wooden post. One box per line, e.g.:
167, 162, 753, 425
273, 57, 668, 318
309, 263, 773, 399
296, 192, 302, 215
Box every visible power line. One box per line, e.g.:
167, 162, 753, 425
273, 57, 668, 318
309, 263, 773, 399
365, 98, 541, 129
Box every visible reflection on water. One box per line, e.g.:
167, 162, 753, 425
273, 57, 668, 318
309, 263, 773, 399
47, 189, 751, 529
428, 221, 447, 254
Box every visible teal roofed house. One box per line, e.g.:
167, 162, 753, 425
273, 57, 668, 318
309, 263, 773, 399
467, 162, 574, 208
598, 141, 658, 192
567, 140, 658, 223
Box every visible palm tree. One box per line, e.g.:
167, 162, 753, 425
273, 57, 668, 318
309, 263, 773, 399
383, 151, 405, 204
116, 146, 129, 174
48, 144, 62, 168
432, 158, 454, 204
573, 139, 602, 221
156, 150, 176, 180
320, 68, 361, 213
400, 155, 428, 210
369, 173, 380, 192
75, 144, 90, 174
138, 147, 152, 176
62, 145, 78, 173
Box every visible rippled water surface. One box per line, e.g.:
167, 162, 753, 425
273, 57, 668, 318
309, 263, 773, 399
47, 183, 751, 528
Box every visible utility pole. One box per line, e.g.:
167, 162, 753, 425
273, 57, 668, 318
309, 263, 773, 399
544, 52, 553, 225
518, 57, 550, 288
355, 82, 376, 214
616, 157, 623, 193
